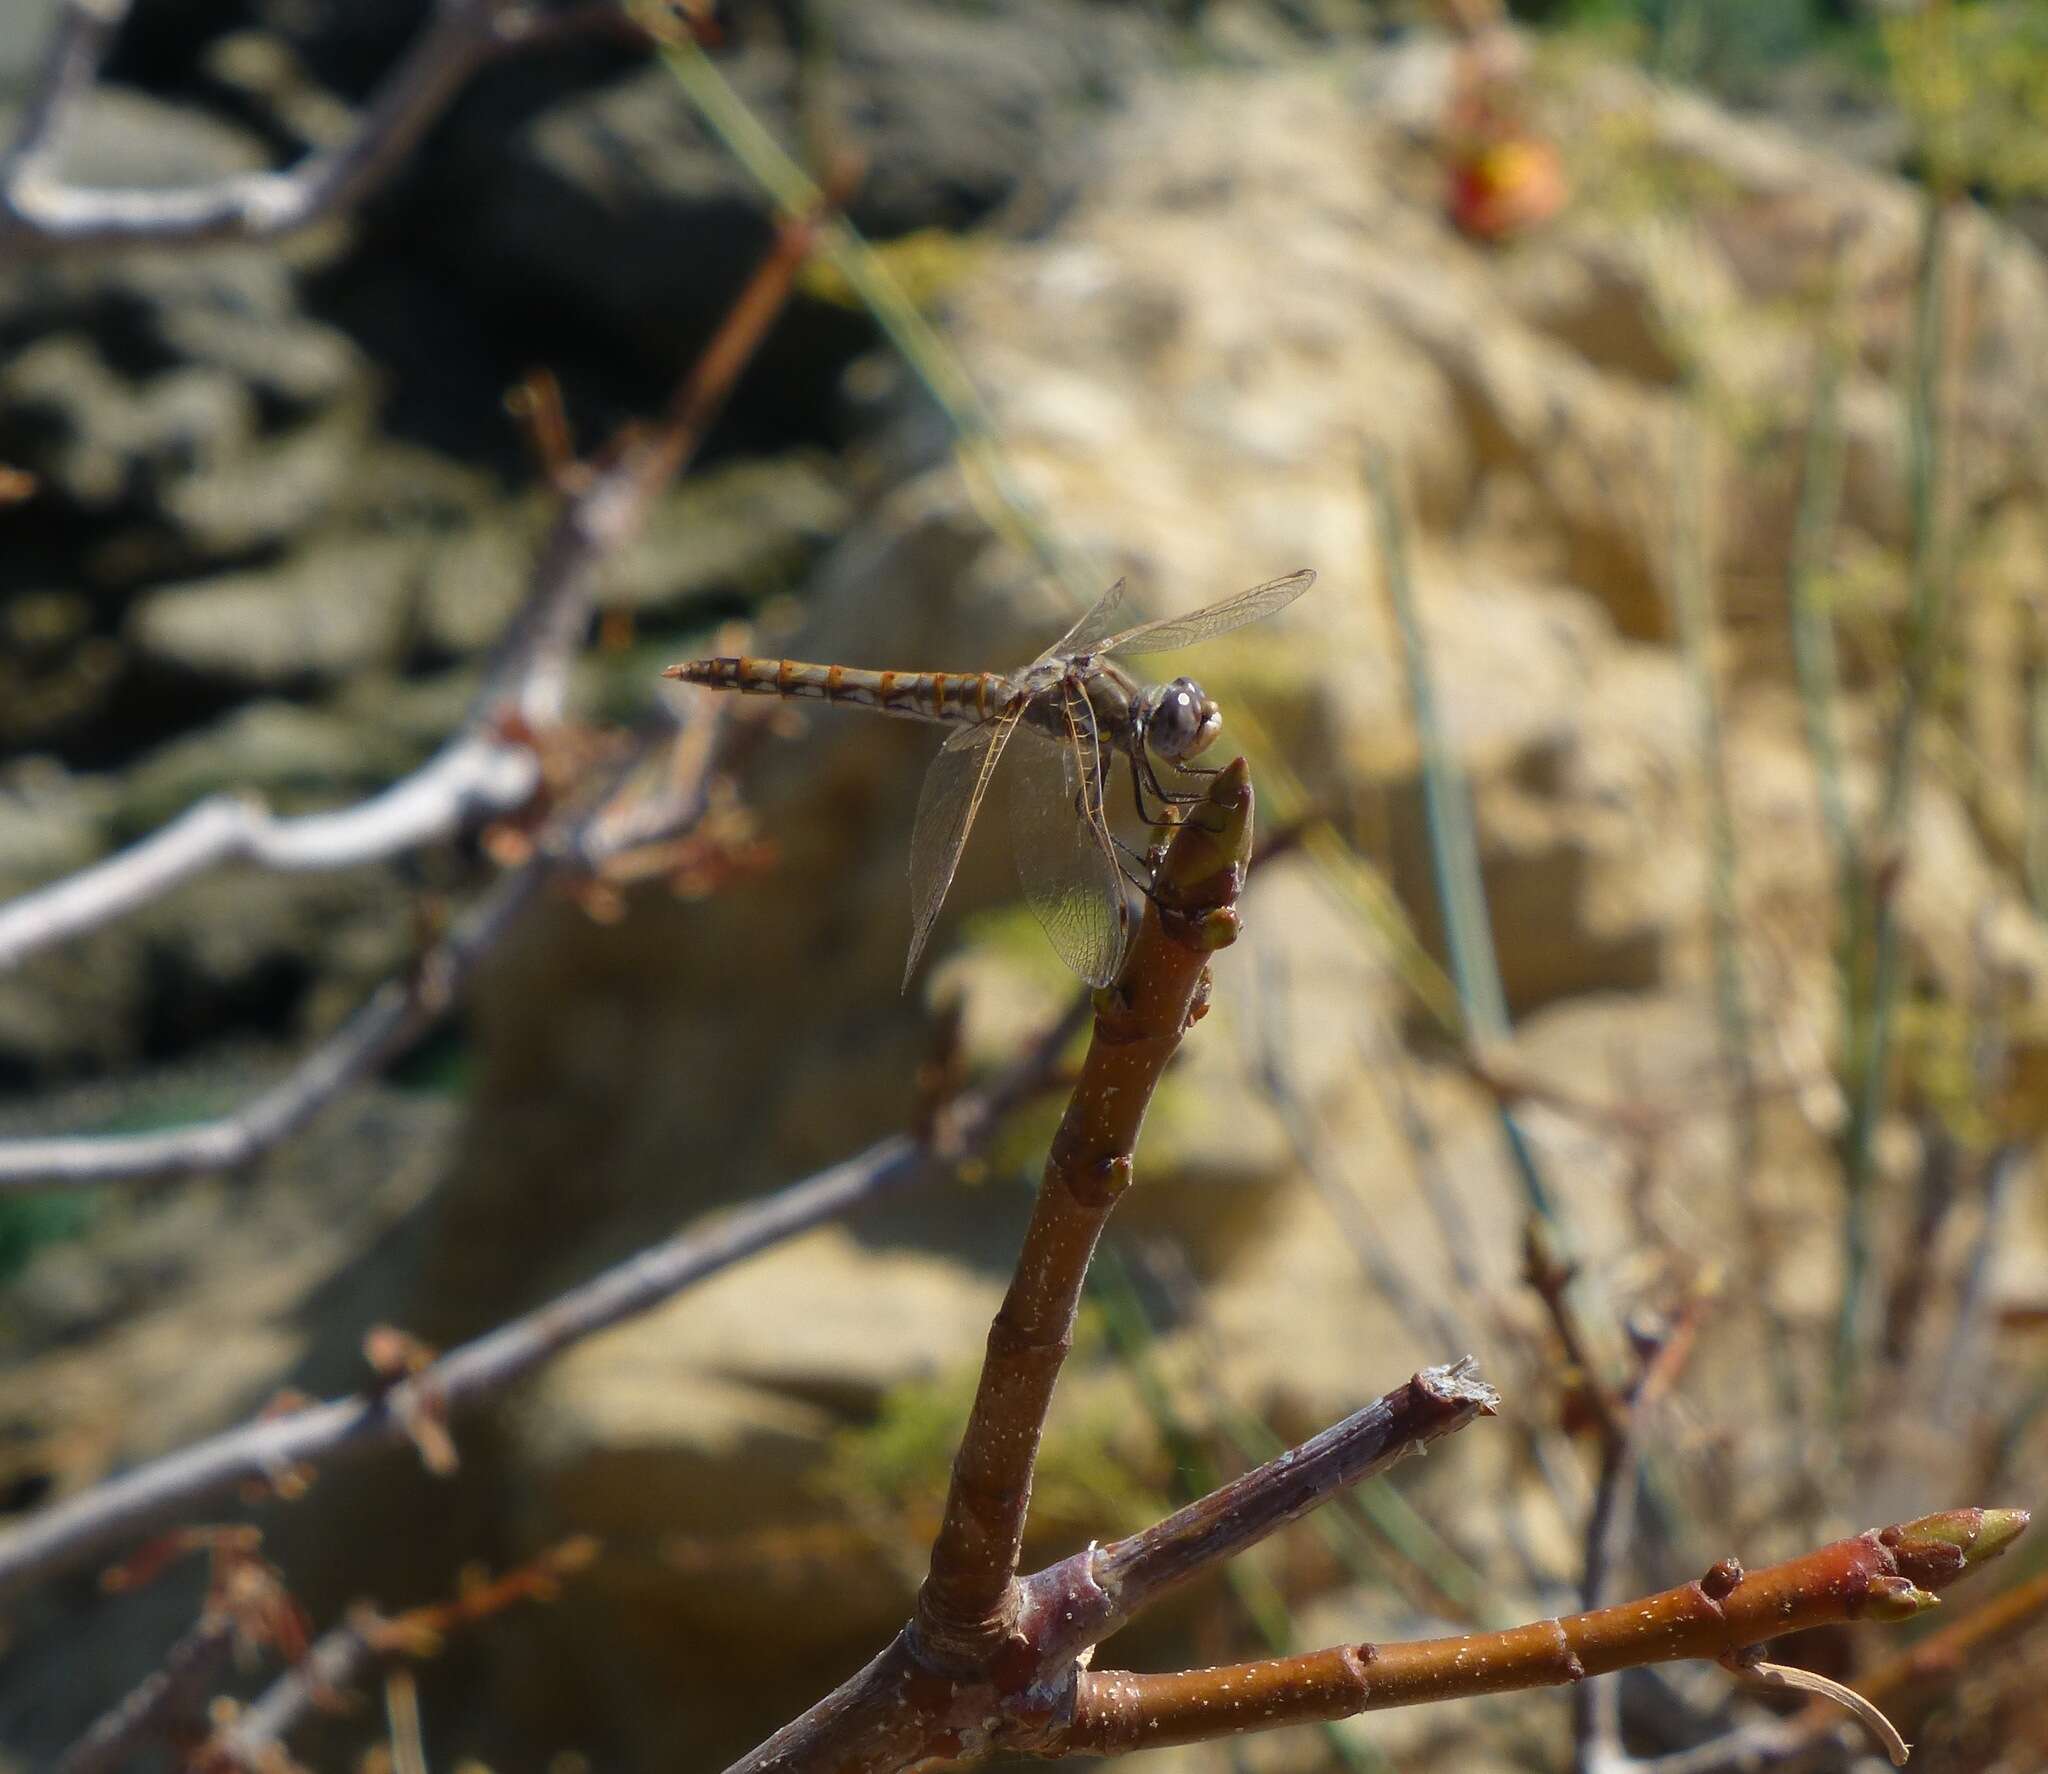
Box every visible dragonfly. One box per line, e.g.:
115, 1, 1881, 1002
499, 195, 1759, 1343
664, 568, 1316, 990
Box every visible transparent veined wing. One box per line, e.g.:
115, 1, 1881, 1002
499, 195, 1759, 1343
1037, 577, 1129, 664
1008, 690, 1131, 988
1091, 568, 1316, 659
903, 706, 1024, 991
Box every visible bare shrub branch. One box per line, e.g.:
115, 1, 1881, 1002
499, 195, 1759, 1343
0, 991, 1081, 1603
0, 717, 711, 1190
0, 193, 835, 1188
0, 0, 621, 252
1063, 1511, 2029, 1757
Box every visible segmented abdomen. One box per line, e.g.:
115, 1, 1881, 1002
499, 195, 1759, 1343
664, 656, 1010, 726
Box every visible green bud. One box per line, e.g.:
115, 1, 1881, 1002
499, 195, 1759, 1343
1864, 1577, 1941, 1622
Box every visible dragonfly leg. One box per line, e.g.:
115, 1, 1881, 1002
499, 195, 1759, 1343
1137, 744, 1213, 809
1124, 751, 1174, 831
1111, 831, 1173, 902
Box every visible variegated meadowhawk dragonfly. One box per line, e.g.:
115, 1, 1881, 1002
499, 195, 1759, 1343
665, 568, 1316, 989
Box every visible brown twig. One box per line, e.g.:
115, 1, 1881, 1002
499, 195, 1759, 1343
727, 763, 1327, 1770
1063, 1510, 2029, 1756
916, 760, 1260, 1665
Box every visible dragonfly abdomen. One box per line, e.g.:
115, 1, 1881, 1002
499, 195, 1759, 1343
665, 657, 1012, 726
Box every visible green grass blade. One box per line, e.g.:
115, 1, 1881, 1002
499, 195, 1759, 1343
1833, 190, 1953, 1416
1367, 446, 1558, 1227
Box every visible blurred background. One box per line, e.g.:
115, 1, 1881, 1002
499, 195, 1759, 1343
3, 1, 2048, 1769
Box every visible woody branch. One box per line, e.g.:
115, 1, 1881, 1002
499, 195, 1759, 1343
0, 0, 638, 253
0, 986, 1083, 1604
1063, 1509, 2029, 1756
0, 195, 836, 1188
915, 759, 1263, 1663
719, 764, 1481, 1774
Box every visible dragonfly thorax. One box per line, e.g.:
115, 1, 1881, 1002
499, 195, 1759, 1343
1141, 676, 1222, 763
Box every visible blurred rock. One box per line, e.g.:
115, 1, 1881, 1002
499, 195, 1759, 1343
404, 0, 1152, 390
0, 93, 372, 581
418, 454, 851, 658
127, 539, 422, 694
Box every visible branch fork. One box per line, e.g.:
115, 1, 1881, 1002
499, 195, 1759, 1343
720, 760, 2030, 1773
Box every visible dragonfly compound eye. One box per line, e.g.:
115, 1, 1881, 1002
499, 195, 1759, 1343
1149, 678, 1224, 762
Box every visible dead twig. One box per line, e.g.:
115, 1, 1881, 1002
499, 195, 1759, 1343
0, 192, 836, 1189
195, 1538, 599, 1772
0, 0, 643, 252
0, 715, 707, 1190
916, 761, 1260, 1665
57, 1527, 311, 1774
0, 989, 1083, 1603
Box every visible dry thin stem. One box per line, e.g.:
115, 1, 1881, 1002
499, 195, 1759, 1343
195, 1539, 601, 1772
1740, 1662, 1907, 1768
1063, 1509, 2029, 1756
0, 0, 622, 251
916, 760, 1260, 1665
0, 992, 1077, 1603
384, 1670, 429, 1774
1574, 1293, 1704, 1774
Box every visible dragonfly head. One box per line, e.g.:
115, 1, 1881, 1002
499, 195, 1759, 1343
1143, 677, 1223, 763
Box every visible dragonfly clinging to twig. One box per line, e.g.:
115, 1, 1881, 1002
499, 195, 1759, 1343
664, 568, 1317, 989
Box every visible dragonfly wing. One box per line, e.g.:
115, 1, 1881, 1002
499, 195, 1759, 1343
1008, 692, 1131, 988
1036, 577, 1129, 664
904, 709, 1023, 990
1092, 567, 1317, 658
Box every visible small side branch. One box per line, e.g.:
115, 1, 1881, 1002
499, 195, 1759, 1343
1063, 1510, 2029, 1756
1069, 1361, 1497, 1655
723, 1357, 1495, 1774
